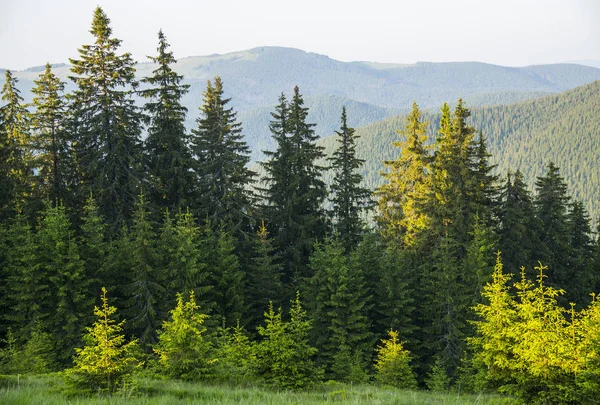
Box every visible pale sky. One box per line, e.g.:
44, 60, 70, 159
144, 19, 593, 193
0, 0, 598, 70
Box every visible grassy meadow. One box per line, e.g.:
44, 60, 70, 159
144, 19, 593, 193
0, 375, 509, 405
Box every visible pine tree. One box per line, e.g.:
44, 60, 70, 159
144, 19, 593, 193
154, 291, 212, 381
68, 7, 142, 232
534, 162, 571, 291
66, 288, 141, 394
199, 224, 245, 326
375, 330, 418, 389
123, 193, 164, 346
307, 237, 371, 379
140, 30, 194, 213
497, 170, 540, 278
29, 63, 70, 206
190, 76, 255, 233
256, 293, 321, 390
3, 213, 46, 343
246, 221, 283, 330
0, 70, 32, 220
80, 195, 109, 300
158, 209, 210, 307
260, 87, 327, 288
376, 102, 432, 247
328, 107, 370, 250
36, 203, 91, 363
566, 201, 595, 304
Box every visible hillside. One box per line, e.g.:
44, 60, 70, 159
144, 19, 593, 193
319, 81, 600, 219
9, 47, 600, 158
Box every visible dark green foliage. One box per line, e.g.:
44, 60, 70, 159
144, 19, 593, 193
246, 222, 283, 330
157, 210, 210, 308
260, 87, 328, 288
256, 294, 321, 390
497, 170, 541, 277
190, 76, 255, 233
80, 195, 109, 300
29, 63, 70, 207
533, 163, 571, 292
3, 213, 42, 341
307, 238, 371, 379
199, 224, 245, 327
140, 30, 194, 214
35, 204, 91, 363
123, 194, 164, 346
68, 7, 142, 233
328, 107, 371, 250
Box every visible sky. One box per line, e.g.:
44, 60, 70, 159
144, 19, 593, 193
0, 0, 598, 70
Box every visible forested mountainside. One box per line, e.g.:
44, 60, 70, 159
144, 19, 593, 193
319, 80, 600, 219
9, 46, 600, 160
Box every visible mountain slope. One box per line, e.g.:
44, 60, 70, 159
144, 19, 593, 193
9, 47, 600, 158
319, 81, 600, 219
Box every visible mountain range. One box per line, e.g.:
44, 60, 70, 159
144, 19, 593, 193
8, 46, 600, 159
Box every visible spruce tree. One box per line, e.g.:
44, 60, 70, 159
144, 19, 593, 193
566, 201, 595, 304
190, 76, 255, 233
123, 193, 164, 346
140, 30, 194, 213
260, 87, 327, 288
534, 162, 571, 291
199, 224, 245, 326
35, 203, 91, 364
3, 213, 45, 343
307, 237, 371, 379
0, 70, 32, 220
66, 287, 141, 394
158, 210, 210, 305
80, 195, 109, 300
376, 101, 432, 247
246, 221, 283, 330
29, 63, 70, 206
154, 291, 212, 381
328, 107, 370, 251
68, 7, 142, 232
497, 170, 540, 278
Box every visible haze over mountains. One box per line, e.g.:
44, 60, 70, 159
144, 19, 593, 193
8, 46, 600, 159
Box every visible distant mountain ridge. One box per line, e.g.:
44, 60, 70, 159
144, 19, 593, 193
7, 46, 600, 162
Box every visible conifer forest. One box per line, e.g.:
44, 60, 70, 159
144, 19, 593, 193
1, 7, 600, 405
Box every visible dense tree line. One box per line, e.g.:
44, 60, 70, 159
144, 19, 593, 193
1, 6, 599, 403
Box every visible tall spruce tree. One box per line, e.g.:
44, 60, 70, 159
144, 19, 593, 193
307, 237, 371, 378
140, 30, 194, 213
497, 170, 541, 278
0, 70, 32, 220
190, 76, 255, 233
68, 7, 142, 232
123, 193, 164, 346
35, 204, 91, 364
246, 222, 283, 330
376, 102, 431, 247
260, 87, 327, 288
565, 200, 595, 304
328, 107, 370, 251
534, 162, 571, 291
30, 63, 70, 206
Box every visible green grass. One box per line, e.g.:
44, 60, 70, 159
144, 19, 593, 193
0, 375, 508, 405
